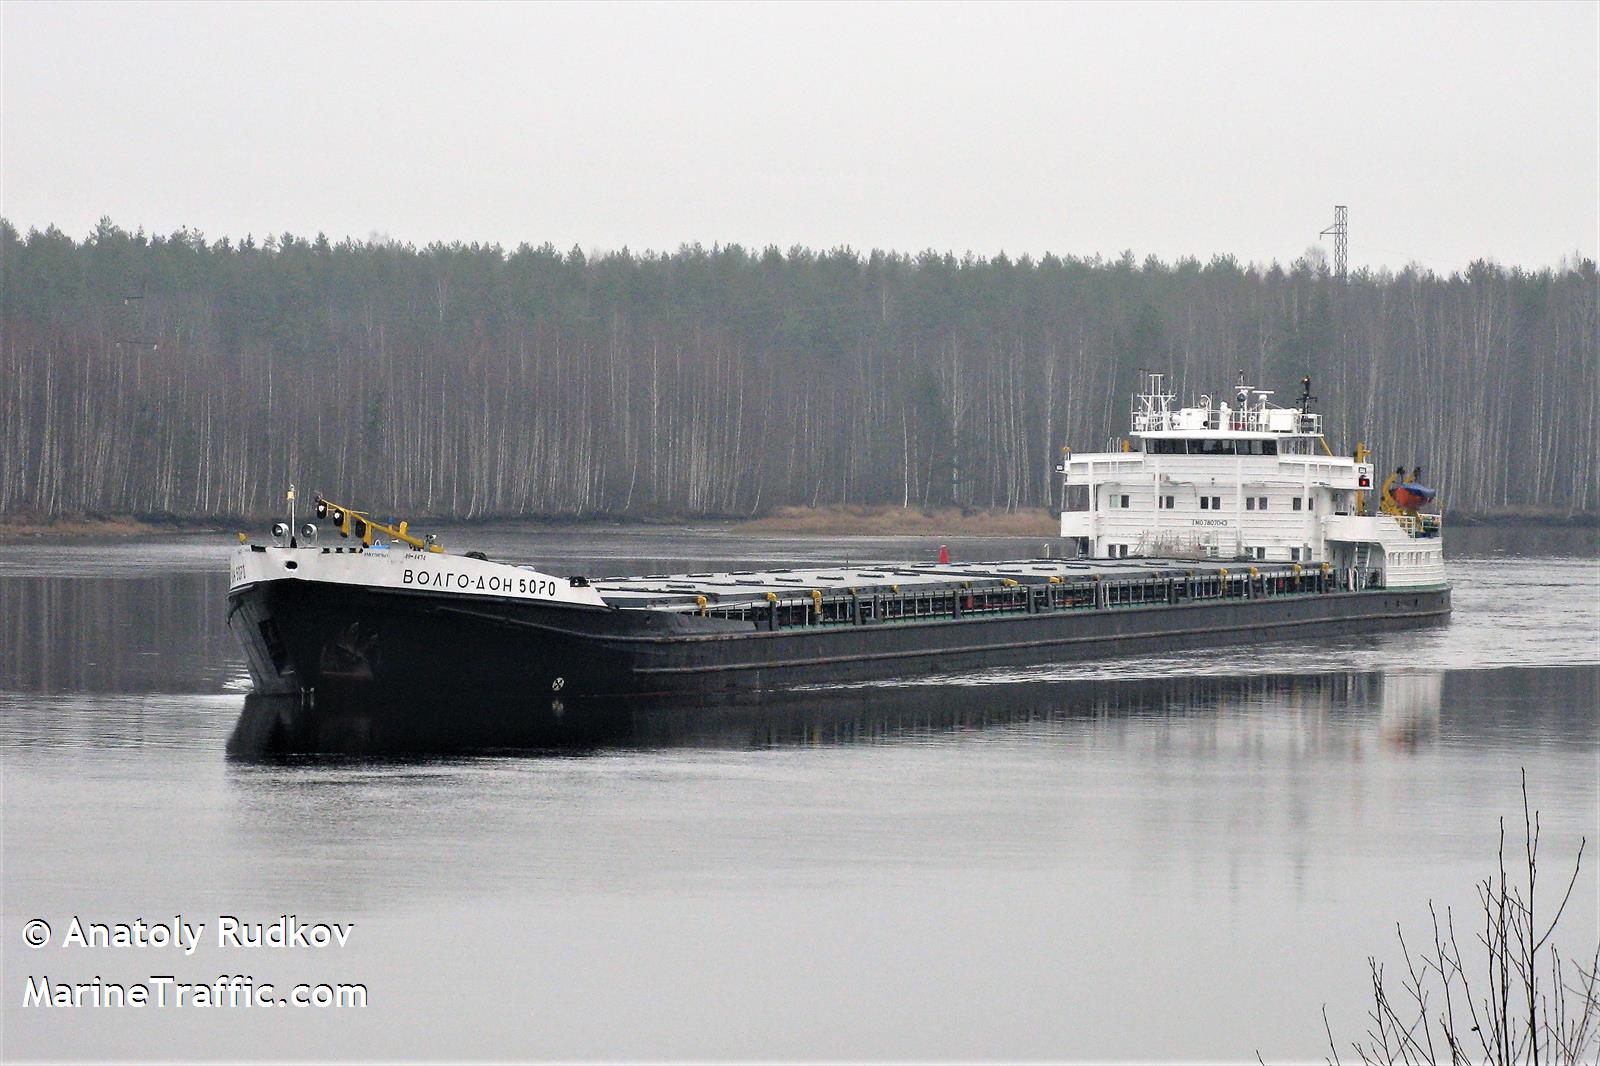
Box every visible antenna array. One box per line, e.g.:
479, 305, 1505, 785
1319, 205, 1348, 280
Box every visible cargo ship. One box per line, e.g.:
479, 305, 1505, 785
226, 374, 1448, 749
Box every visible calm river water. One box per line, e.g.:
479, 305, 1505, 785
2, 525, 1596, 1061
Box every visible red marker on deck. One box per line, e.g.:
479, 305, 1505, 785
938, 544, 950, 565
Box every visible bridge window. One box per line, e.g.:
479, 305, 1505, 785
1150, 438, 1285, 456
1145, 438, 1286, 456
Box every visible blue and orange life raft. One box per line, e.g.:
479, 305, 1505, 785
1392, 482, 1437, 510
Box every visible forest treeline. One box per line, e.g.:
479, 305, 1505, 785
2, 218, 1596, 522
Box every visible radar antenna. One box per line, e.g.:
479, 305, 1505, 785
1298, 376, 1316, 410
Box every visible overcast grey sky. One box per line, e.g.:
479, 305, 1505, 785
3, 0, 1595, 270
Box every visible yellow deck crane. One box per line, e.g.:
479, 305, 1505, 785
313, 495, 444, 552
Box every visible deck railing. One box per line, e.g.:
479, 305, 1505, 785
1392, 513, 1443, 539
701, 565, 1367, 630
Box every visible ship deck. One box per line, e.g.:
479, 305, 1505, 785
591, 557, 1280, 611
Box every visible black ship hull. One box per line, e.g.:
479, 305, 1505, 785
226, 576, 1450, 755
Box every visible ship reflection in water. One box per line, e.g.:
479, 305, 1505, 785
227, 666, 1449, 758
1376, 671, 1443, 751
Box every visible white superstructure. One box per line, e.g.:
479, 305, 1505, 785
1058, 374, 1446, 590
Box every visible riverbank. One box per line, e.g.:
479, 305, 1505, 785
2, 505, 1593, 543
0, 507, 1061, 540
735, 505, 1600, 535
734, 505, 1059, 535
0, 514, 228, 541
